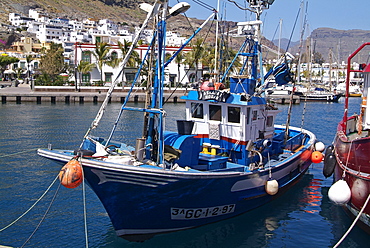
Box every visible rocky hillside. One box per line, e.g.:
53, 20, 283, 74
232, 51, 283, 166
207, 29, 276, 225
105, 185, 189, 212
1, 0, 370, 63
278, 28, 370, 63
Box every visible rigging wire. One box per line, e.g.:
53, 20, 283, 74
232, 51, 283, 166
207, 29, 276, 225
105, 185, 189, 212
226, 0, 256, 13
191, 0, 215, 11
164, 17, 216, 104
0, 174, 59, 232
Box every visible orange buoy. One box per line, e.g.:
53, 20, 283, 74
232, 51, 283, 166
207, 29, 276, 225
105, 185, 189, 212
311, 151, 323, 163
59, 159, 83, 188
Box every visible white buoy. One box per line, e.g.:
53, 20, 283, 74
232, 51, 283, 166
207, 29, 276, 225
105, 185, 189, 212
266, 179, 279, 195
315, 142, 325, 152
328, 179, 351, 205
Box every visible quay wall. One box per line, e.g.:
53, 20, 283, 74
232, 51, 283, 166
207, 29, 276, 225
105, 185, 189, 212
0, 85, 187, 104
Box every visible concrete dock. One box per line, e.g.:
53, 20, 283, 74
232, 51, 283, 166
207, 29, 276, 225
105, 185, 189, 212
0, 84, 187, 104
0, 84, 301, 104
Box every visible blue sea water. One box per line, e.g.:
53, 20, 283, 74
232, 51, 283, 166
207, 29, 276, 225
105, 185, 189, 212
0, 98, 370, 247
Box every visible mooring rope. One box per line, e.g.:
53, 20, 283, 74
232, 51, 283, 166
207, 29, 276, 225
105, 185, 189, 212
0, 148, 38, 158
333, 193, 370, 248
20, 180, 62, 248
79, 157, 89, 248
0, 174, 59, 232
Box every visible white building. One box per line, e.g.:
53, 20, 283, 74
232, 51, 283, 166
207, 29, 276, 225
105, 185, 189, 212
36, 24, 64, 43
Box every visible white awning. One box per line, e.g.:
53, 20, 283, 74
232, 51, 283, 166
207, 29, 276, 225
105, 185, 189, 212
4, 69, 15, 74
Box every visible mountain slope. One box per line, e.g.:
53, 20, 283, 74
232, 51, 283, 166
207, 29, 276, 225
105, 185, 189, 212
1, 1, 370, 63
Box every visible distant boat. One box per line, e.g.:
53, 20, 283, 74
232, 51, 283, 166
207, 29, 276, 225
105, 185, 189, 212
325, 42, 370, 233
337, 82, 362, 97
38, 1, 319, 241
300, 87, 342, 102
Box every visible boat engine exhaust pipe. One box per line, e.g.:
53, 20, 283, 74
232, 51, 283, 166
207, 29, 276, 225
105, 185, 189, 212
135, 138, 146, 161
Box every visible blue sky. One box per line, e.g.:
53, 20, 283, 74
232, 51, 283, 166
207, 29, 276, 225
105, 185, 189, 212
169, 0, 370, 41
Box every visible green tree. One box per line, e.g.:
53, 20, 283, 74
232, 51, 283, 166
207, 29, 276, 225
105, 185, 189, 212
77, 60, 95, 89
118, 40, 141, 86
174, 51, 184, 86
118, 40, 140, 67
90, 42, 111, 82
37, 43, 67, 84
184, 38, 205, 82
0, 56, 19, 79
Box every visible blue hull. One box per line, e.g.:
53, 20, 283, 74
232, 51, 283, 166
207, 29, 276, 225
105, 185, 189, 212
81, 149, 311, 240
37, 125, 316, 241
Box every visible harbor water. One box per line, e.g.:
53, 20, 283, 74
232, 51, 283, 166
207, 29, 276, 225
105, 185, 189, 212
1, 98, 370, 247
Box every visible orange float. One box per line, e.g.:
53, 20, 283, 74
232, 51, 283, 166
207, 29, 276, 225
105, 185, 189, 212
59, 158, 83, 188
311, 151, 323, 163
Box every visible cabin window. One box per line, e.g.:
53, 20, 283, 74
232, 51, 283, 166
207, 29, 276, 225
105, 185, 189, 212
209, 104, 222, 121
266, 116, 273, 127
191, 103, 203, 119
228, 106, 240, 123
252, 110, 258, 121
246, 107, 250, 124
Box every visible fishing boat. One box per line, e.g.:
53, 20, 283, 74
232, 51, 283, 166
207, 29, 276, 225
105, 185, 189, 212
38, 0, 319, 241
324, 42, 370, 233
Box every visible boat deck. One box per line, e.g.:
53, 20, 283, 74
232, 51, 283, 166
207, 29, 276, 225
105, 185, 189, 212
347, 130, 370, 141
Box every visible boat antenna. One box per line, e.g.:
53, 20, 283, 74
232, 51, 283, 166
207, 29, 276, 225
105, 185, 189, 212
284, 0, 305, 142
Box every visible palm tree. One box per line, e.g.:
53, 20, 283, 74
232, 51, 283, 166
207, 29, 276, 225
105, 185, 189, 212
118, 40, 140, 85
77, 61, 95, 90
106, 57, 122, 85
91, 42, 111, 83
174, 51, 184, 86
184, 38, 204, 82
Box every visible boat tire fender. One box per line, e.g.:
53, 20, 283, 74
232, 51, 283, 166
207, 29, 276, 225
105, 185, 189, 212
323, 153, 336, 178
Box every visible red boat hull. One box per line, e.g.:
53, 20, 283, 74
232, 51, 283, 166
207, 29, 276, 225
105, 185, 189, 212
333, 122, 370, 231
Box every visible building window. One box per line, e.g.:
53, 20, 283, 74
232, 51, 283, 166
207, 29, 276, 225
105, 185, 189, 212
111, 51, 118, 60
209, 104, 221, 121
105, 72, 113, 83
191, 103, 203, 119
82, 51, 91, 63
125, 73, 135, 83
82, 73, 90, 83
228, 106, 240, 123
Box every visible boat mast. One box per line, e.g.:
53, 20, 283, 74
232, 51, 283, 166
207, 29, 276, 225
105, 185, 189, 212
214, 0, 220, 81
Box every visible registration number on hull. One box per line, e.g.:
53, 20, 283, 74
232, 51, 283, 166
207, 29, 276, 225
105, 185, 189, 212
171, 204, 235, 220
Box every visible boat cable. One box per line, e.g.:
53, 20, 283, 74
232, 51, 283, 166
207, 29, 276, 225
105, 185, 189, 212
0, 148, 38, 158
333, 193, 370, 248
79, 156, 89, 248
20, 180, 62, 248
190, 0, 215, 11
0, 174, 59, 232
164, 17, 215, 104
